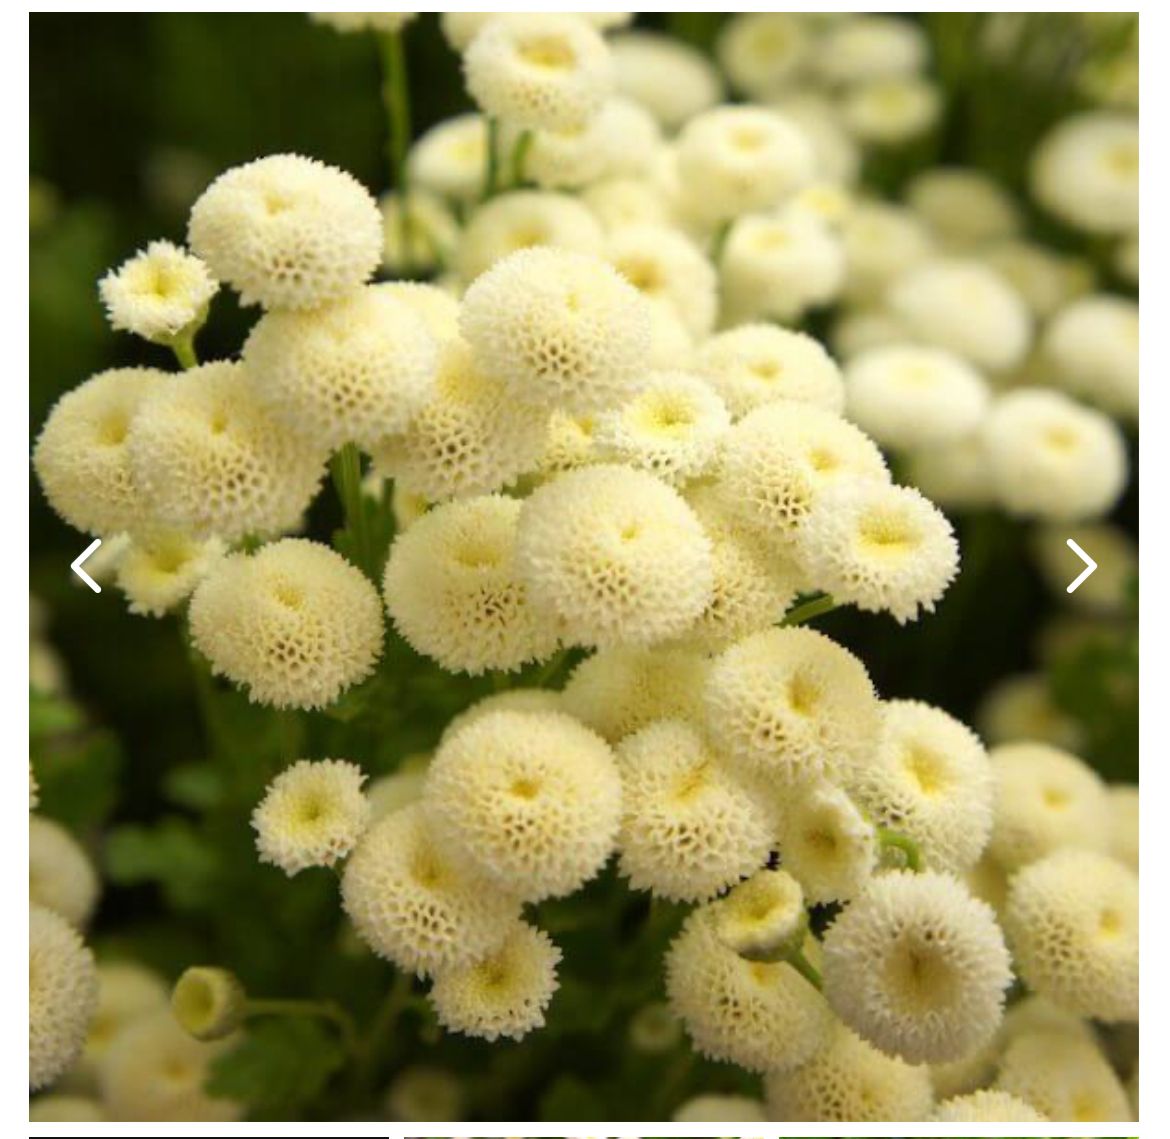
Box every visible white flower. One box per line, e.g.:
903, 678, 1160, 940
99, 241, 217, 343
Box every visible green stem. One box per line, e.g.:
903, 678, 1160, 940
784, 944, 824, 990
531, 648, 569, 689
878, 826, 923, 872
511, 129, 534, 187
378, 29, 413, 272
245, 998, 359, 1056
484, 117, 501, 199
357, 970, 411, 1093
330, 443, 374, 578
783, 592, 839, 627
170, 329, 198, 370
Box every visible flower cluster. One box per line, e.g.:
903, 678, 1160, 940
31, 9, 1137, 1124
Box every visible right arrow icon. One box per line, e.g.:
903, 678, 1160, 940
1065, 538, 1098, 594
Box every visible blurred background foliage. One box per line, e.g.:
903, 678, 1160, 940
30, 13, 1136, 1121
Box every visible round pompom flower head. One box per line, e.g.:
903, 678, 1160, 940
429, 921, 561, 1042
33, 367, 164, 537
386, 338, 547, 503
408, 113, 489, 204
763, 1019, 934, 1122
516, 464, 713, 648
888, 258, 1031, 374
988, 741, 1109, 870
595, 371, 730, 487
844, 344, 990, 450
383, 1064, 464, 1123
29, 816, 99, 929
931, 1089, 1048, 1122
717, 13, 809, 98
251, 759, 370, 876
127, 360, 327, 542
609, 31, 723, 130
460, 246, 651, 414
1004, 848, 1137, 1022
242, 285, 438, 451
1030, 111, 1138, 234
695, 323, 845, 420
115, 530, 225, 618
1043, 293, 1139, 419
822, 869, 1012, 1064
815, 14, 929, 85
615, 719, 771, 902
980, 388, 1128, 521
561, 645, 709, 742
704, 626, 881, 782
675, 104, 814, 225
188, 154, 381, 310
995, 1025, 1133, 1122
715, 400, 890, 550
673, 1093, 766, 1123
425, 709, 621, 902
846, 699, 993, 874
340, 803, 521, 977
99, 240, 218, 345
710, 867, 805, 961
840, 76, 942, 147
29, 904, 99, 1091
189, 539, 383, 711
772, 780, 878, 904
793, 479, 959, 624
384, 494, 559, 676
455, 189, 604, 285
463, 14, 613, 131
665, 906, 834, 1074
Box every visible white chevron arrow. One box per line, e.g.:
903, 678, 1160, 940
70, 538, 103, 593
1065, 538, 1098, 594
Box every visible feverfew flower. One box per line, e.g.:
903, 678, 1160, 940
1031, 111, 1138, 234
429, 922, 561, 1042
847, 699, 993, 874
711, 868, 805, 961
341, 803, 521, 976
815, 15, 929, 85
1042, 293, 1139, 418
311, 12, 415, 35
516, 464, 713, 648
127, 360, 327, 541
463, 14, 613, 131
675, 105, 815, 225
695, 323, 845, 419
99, 241, 218, 344
616, 719, 771, 902
717, 13, 810, 98
888, 258, 1032, 373
460, 247, 651, 414
455, 189, 604, 284
29, 816, 99, 929
243, 285, 438, 451
1005, 849, 1138, 1022
980, 388, 1128, 521
33, 367, 164, 537
380, 190, 460, 274
720, 212, 846, 323
609, 31, 723, 129
764, 1020, 934, 1122
704, 626, 880, 782
840, 76, 942, 147
844, 344, 990, 450
408, 113, 488, 203
425, 709, 621, 902
905, 167, 1019, 249
30, 904, 99, 1091
188, 539, 383, 711
188, 154, 382, 309
384, 495, 559, 675
252, 759, 370, 876
595, 371, 730, 486
822, 870, 1012, 1063
666, 906, 833, 1074
931, 1089, 1048, 1122
116, 530, 226, 617
794, 479, 959, 624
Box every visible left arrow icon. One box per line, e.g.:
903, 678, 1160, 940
71, 538, 103, 593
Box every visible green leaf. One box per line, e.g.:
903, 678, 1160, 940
205, 1018, 346, 1121
29, 686, 84, 738
537, 1074, 606, 1122
32, 726, 123, 831
104, 817, 217, 910
164, 761, 224, 810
